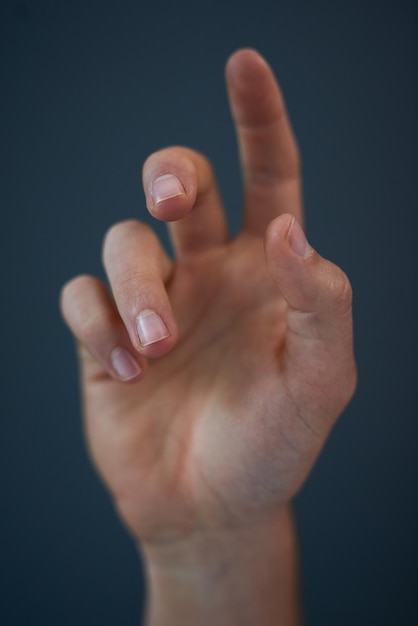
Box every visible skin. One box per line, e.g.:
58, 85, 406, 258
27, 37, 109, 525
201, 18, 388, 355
60, 49, 357, 625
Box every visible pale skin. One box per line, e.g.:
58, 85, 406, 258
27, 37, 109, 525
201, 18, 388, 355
60, 49, 357, 625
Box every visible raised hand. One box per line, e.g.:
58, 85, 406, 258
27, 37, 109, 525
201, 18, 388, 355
60, 49, 356, 624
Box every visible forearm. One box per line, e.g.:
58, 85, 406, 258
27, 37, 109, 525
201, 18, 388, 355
141, 506, 302, 626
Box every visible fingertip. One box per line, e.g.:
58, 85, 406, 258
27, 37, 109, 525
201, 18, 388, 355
264, 213, 294, 258
143, 148, 198, 222
225, 47, 282, 129
287, 217, 314, 259
133, 308, 179, 359
148, 190, 192, 222
265, 214, 292, 286
264, 214, 317, 314
225, 48, 268, 79
265, 214, 354, 321
59, 274, 99, 326
265, 214, 312, 260
110, 346, 147, 384
147, 173, 192, 222
138, 335, 176, 359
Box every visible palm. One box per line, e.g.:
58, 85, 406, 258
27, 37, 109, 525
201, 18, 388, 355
83, 234, 321, 541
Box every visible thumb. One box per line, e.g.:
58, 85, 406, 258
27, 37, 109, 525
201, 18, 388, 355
265, 214, 357, 420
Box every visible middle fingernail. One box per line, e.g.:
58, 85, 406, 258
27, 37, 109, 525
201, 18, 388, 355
152, 174, 185, 204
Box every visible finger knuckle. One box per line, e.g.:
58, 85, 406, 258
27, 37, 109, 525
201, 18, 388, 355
114, 269, 148, 299
111, 269, 156, 320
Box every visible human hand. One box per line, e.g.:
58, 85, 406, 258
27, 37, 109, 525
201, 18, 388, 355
60, 49, 356, 624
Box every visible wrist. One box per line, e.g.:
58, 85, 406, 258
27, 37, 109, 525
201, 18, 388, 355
140, 505, 302, 626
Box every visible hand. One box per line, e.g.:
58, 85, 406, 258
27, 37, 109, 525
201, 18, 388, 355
60, 49, 356, 624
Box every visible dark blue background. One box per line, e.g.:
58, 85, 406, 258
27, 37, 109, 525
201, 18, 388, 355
1, 0, 417, 624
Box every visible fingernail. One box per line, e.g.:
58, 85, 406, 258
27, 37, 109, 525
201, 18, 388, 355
152, 174, 185, 204
288, 217, 313, 258
111, 347, 142, 381
136, 310, 170, 347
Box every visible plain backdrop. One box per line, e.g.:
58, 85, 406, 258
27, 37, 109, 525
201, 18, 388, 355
1, 0, 417, 624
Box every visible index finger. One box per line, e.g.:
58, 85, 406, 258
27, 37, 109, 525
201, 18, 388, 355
225, 49, 303, 236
